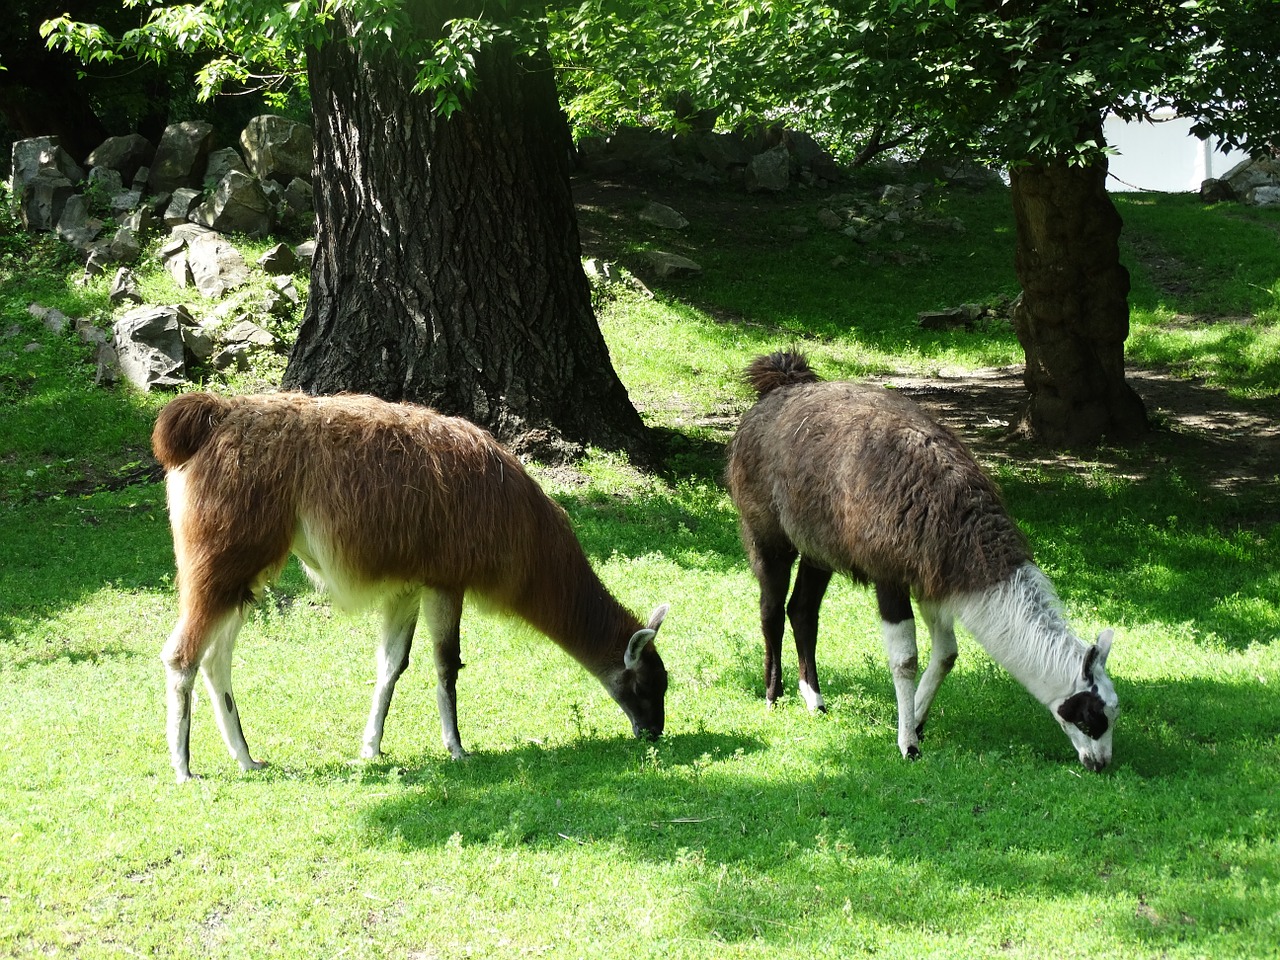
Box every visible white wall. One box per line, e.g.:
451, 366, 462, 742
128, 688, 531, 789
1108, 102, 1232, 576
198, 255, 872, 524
1103, 110, 1250, 193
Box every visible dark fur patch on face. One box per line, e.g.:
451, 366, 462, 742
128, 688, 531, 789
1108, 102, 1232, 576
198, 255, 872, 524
1058, 691, 1109, 739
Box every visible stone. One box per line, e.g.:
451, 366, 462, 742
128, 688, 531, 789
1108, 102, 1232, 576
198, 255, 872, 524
29, 304, 69, 335
86, 134, 154, 185
113, 305, 194, 389
816, 208, 843, 230
1245, 185, 1280, 207
148, 121, 215, 194
240, 115, 313, 183
784, 129, 841, 181
638, 201, 689, 230
745, 144, 791, 193
10, 137, 83, 199
111, 226, 142, 263
641, 250, 703, 278
223, 319, 277, 348
696, 131, 752, 171
109, 267, 144, 305
187, 233, 251, 298
55, 195, 105, 251
1199, 178, 1235, 203
257, 242, 300, 275
86, 166, 125, 197
163, 188, 203, 226
20, 168, 76, 231
282, 176, 314, 222
192, 169, 273, 236
1222, 157, 1280, 199
180, 324, 217, 363
204, 147, 248, 186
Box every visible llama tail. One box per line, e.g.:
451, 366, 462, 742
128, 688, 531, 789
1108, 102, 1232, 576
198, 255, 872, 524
152, 392, 233, 470
743, 350, 822, 397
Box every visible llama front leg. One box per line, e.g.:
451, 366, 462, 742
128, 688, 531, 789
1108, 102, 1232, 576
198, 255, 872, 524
788, 560, 833, 712
752, 548, 796, 706
197, 609, 266, 774
423, 589, 467, 759
913, 600, 958, 738
876, 583, 920, 759
360, 591, 420, 759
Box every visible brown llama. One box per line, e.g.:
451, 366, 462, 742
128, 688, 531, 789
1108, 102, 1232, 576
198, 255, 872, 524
152, 391, 670, 782
725, 351, 1118, 770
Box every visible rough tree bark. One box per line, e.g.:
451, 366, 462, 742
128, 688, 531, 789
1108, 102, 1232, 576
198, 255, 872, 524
283, 17, 649, 461
1009, 139, 1148, 446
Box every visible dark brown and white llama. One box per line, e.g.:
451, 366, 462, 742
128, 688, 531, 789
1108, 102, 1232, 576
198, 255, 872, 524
725, 351, 1118, 770
152, 391, 670, 782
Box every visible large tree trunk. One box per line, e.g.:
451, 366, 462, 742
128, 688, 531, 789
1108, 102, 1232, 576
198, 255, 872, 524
1009, 144, 1148, 447
283, 18, 648, 461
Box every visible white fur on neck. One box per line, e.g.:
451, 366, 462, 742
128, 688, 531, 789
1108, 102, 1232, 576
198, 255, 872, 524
945, 562, 1089, 705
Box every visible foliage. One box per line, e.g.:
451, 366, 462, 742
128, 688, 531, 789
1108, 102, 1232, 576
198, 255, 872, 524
554, 0, 1279, 166
39, 2, 1280, 166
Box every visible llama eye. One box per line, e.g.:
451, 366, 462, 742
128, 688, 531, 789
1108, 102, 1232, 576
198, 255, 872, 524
1076, 713, 1109, 740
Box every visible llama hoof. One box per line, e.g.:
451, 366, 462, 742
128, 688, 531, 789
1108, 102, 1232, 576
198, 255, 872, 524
906, 745, 922, 760
240, 758, 268, 773
359, 746, 383, 760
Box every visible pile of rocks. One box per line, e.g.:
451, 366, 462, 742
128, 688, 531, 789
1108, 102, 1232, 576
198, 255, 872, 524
8, 115, 314, 391
1200, 156, 1280, 205
10, 115, 313, 272
577, 123, 845, 191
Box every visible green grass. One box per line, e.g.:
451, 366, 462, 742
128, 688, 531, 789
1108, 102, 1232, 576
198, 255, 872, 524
2, 180, 1278, 958
1119, 193, 1280, 397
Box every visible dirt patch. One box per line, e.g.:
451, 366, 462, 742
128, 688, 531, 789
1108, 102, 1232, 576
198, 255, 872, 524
574, 172, 1280, 521
882, 366, 1280, 504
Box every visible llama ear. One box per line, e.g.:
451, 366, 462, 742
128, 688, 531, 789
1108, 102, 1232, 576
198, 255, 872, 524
1095, 629, 1114, 665
1083, 629, 1115, 680
646, 603, 670, 632
624, 628, 656, 670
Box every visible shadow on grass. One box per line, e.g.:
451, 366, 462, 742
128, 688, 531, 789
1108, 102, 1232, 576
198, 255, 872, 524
0, 483, 173, 644
341, 667, 1278, 952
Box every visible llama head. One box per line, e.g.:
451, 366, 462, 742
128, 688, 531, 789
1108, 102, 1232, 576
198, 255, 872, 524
1051, 629, 1118, 771
604, 603, 670, 740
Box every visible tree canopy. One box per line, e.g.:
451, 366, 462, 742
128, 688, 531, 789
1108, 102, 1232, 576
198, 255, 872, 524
42, 1, 1279, 167
553, 0, 1279, 166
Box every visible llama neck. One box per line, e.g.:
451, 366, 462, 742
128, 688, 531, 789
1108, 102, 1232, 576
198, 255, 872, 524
951, 562, 1089, 705
507, 534, 640, 678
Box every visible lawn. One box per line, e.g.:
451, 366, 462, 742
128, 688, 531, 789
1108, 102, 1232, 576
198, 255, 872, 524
1, 178, 1277, 959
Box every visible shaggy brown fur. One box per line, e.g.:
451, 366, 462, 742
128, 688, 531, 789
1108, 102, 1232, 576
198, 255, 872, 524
153, 391, 668, 779
726, 353, 1119, 769
729, 355, 1029, 599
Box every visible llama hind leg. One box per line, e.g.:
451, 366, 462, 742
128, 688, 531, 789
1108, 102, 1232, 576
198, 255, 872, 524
913, 600, 958, 737
788, 560, 833, 712
422, 589, 467, 759
360, 591, 420, 759
752, 548, 796, 706
162, 604, 245, 782
197, 609, 265, 774
876, 583, 920, 759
